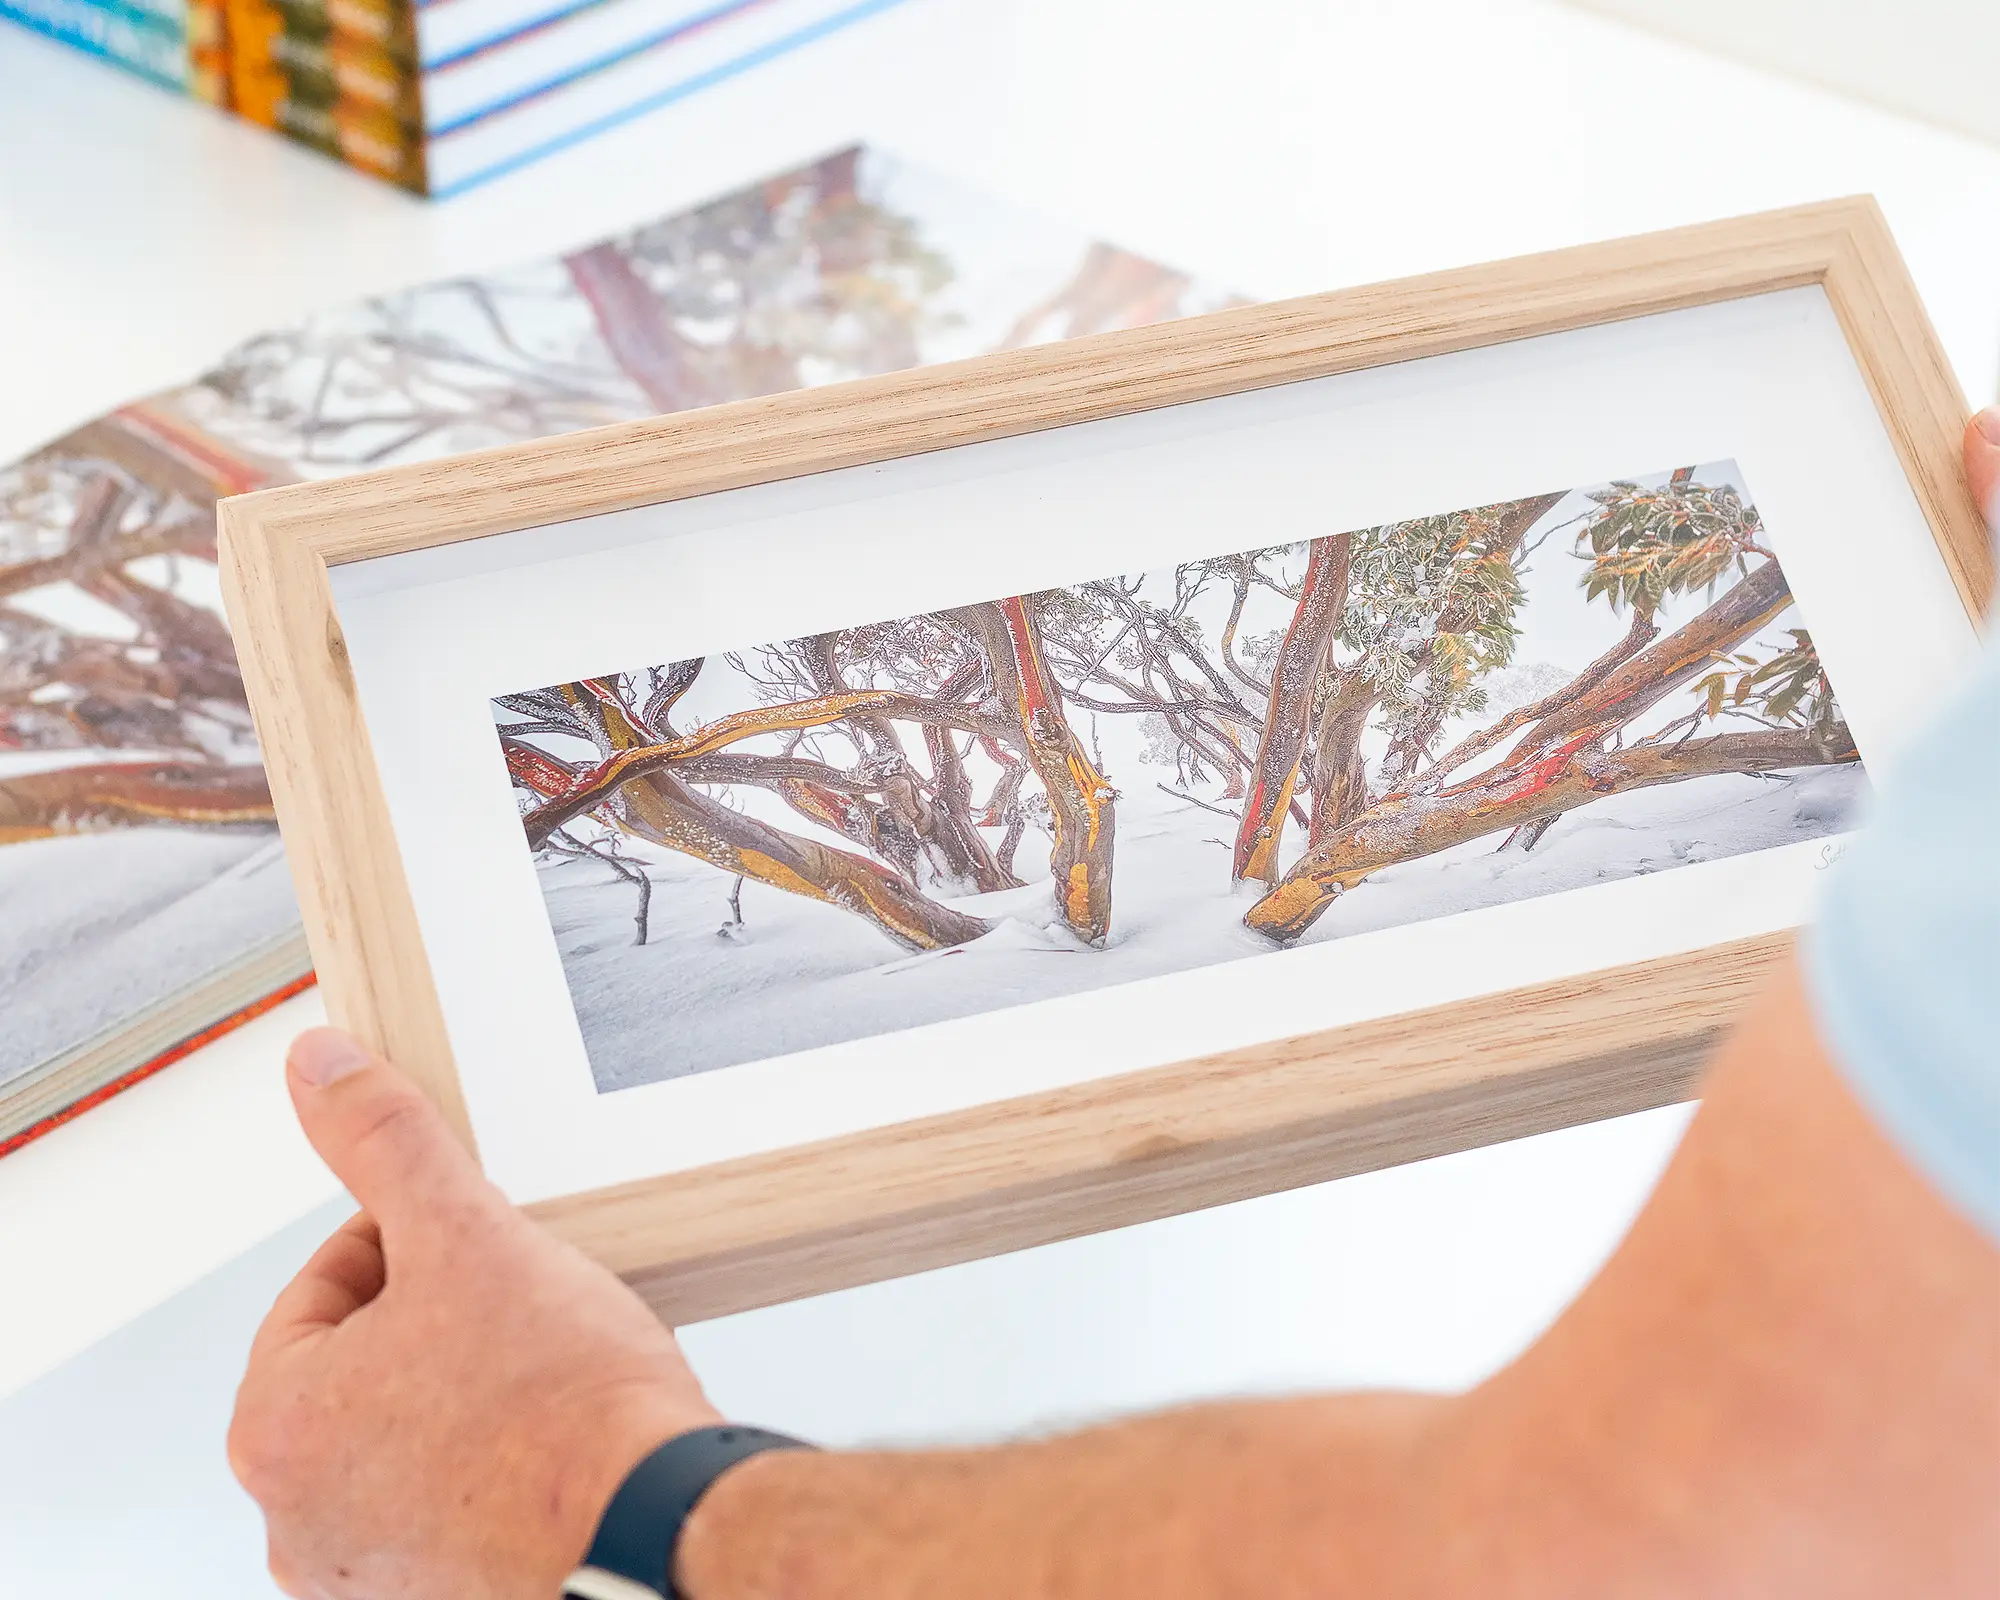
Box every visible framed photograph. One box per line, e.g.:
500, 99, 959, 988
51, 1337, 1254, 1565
221, 198, 1991, 1322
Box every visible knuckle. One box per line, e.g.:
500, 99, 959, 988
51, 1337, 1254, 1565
227, 1402, 292, 1499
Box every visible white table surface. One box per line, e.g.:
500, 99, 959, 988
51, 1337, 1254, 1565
2, 0, 1997, 1427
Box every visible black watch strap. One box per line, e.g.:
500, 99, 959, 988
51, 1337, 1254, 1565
565, 1424, 815, 1600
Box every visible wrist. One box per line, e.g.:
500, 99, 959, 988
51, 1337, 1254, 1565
570, 1423, 815, 1599
671, 1445, 812, 1598
557, 1389, 724, 1583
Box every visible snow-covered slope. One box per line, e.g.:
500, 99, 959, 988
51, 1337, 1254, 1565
543, 762, 1864, 1091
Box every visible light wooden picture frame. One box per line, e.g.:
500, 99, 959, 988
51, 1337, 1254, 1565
221, 198, 1991, 1325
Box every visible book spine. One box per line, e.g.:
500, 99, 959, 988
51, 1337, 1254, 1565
0, 0, 191, 88
117, 0, 189, 30
225, 0, 424, 188
187, 0, 231, 101
270, 29, 418, 115
278, 94, 427, 189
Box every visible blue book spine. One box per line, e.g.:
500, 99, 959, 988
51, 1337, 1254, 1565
0, 0, 188, 89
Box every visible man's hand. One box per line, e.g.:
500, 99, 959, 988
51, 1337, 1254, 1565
229, 1029, 719, 1600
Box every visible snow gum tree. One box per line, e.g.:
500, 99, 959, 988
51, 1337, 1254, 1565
0, 406, 279, 841
496, 468, 1861, 969
1243, 475, 1852, 941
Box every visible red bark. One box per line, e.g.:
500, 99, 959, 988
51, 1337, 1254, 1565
502, 739, 576, 798
1233, 534, 1351, 884
1504, 558, 1792, 761
1411, 606, 1659, 798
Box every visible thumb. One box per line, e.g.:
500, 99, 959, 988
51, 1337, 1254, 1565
1969, 408, 2000, 536
286, 1028, 485, 1232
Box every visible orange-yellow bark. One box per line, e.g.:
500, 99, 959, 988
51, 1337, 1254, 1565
0, 761, 274, 842
949, 597, 1116, 942
775, 778, 858, 836
606, 767, 988, 951
1237, 767, 1298, 882
525, 688, 909, 849
1246, 721, 1856, 941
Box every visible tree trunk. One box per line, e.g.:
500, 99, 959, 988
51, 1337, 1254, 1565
502, 739, 578, 798
521, 686, 1019, 851
1246, 558, 1804, 941
798, 631, 909, 763
1505, 560, 1792, 761
1413, 606, 1659, 797
1233, 533, 1351, 884
81, 568, 243, 704
1217, 577, 1271, 699
1247, 721, 1855, 942
950, 596, 1116, 943
923, 723, 1015, 890
996, 242, 1197, 349
0, 761, 274, 842
973, 738, 1031, 880
1306, 669, 1378, 847
1500, 815, 1557, 853
564, 241, 707, 414
638, 658, 703, 737
509, 712, 987, 952
577, 838, 651, 946
610, 768, 989, 952
795, 631, 973, 883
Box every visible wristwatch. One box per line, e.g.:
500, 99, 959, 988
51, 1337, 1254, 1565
563, 1424, 815, 1600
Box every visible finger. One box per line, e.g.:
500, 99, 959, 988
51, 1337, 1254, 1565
249, 1212, 385, 1362
1968, 408, 2000, 533
286, 1028, 484, 1236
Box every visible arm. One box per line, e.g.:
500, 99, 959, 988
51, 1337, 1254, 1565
675, 961, 1999, 1599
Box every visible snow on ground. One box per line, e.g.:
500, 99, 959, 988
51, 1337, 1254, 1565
0, 828, 298, 1088
544, 763, 1866, 1093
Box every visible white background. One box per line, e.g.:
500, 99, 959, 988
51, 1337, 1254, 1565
2, 1, 1998, 1593
336, 288, 1973, 1203
1572, 0, 2000, 148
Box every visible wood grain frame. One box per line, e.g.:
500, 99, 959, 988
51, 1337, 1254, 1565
220, 198, 1991, 1324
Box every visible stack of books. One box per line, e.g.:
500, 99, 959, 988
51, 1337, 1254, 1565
2, 0, 230, 101
2, 0, 901, 195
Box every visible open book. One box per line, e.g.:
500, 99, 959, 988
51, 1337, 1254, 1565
0, 144, 1233, 1151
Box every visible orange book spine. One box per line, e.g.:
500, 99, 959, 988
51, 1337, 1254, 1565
224, 0, 423, 191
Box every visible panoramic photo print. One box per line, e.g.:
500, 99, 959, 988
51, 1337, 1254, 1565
494, 461, 1864, 1091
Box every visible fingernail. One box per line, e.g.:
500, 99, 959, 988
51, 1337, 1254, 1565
1977, 407, 2000, 446
290, 1028, 370, 1088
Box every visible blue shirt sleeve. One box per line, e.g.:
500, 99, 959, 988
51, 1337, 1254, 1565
1804, 623, 2000, 1243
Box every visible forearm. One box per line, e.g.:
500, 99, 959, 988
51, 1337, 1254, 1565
678, 1391, 1448, 1598
678, 958, 2000, 1599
